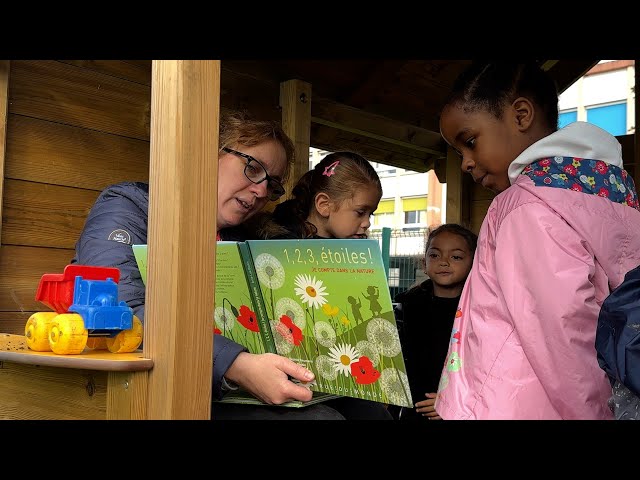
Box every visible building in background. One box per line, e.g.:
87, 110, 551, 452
559, 60, 635, 135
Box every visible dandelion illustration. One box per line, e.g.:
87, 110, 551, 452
315, 355, 338, 381
313, 320, 336, 347
365, 317, 402, 358
275, 297, 306, 330
328, 342, 359, 377
340, 316, 350, 327
254, 253, 285, 290
274, 315, 303, 346
271, 320, 294, 355
379, 367, 412, 407
355, 340, 380, 366
294, 274, 328, 309
214, 306, 235, 333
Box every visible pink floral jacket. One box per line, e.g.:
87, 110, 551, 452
435, 122, 640, 419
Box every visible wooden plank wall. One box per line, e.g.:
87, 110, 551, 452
0, 60, 152, 335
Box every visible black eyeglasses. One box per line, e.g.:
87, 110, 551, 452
222, 147, 285, 201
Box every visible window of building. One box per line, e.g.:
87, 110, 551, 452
371, 199, 395, 229
559, 110, 577, 128
372, 212, 394, 228
388, 267, 400, 287
586, 102, 628, 136
402, 197, 427, 225
404, 210, 427, 224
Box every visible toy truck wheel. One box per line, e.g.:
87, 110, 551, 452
106, 315, 143, 353
49, 313, 88, 354
25, 312, 58, 351
86, 337, 108, 350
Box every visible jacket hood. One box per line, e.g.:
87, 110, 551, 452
508, 121, 624, 185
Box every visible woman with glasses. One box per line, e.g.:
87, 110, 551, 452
73, 110, 354, 419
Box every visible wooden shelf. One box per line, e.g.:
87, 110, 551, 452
0, 334, 153, 372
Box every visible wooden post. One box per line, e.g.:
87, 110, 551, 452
0, 61, 9, 242
145, 60, 220, 419
279, 79, 312, 193
445, 146, 466, 225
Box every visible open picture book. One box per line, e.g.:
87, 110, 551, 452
132, 239, 413, 409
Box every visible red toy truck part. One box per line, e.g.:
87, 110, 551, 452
35, 264, 121, 313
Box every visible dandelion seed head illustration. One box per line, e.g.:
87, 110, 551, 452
271, 320, 294, 355
254, 253, 285, 290
214, 307, 235, 331
313, 320, 336, 347
275, 297, 306, 330
365, 317, 401, 357
315, 355, 338, 381
380, 367, 412, 407
355, 340, 380, 366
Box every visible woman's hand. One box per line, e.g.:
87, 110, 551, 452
224, 352, 315, 404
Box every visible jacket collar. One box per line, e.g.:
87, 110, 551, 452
508, 121, 624, 185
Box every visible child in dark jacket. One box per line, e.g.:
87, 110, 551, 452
394, 224, 477, 421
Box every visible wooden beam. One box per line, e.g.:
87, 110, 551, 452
145, 60, 220, 419
545, 60, 600, 94
310, 125, 436, 172
216, 65, 448, 172
279, 79, 312, 190
0, 61, 9, 243
445, 146, 469, 225
345, 60, 407, 107
312, 96, 444, 156
311, 116, 443, 156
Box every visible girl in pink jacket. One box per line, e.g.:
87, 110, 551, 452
434, 62, 640, 420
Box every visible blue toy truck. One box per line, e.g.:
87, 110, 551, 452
25, 264, 143, 354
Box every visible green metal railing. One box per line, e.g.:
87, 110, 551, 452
370, 227, 428, 300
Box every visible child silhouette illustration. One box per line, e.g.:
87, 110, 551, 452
362, 285, 382, 317
347, 295, 364, 324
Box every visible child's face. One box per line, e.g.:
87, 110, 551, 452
440, 102, 525, 194
425, 231, 473, 292
321, 188, 381, 239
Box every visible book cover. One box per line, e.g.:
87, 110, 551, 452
131, 242, 339, 408
132, 239, 413, 408
132, 244, 148, 286
214, 242, 274, 354
243, 238, 413, 408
